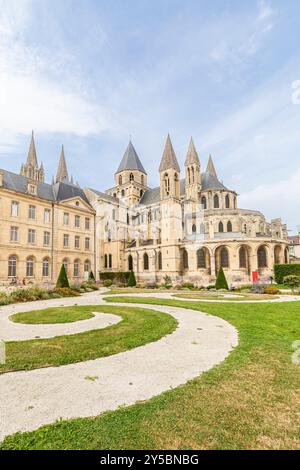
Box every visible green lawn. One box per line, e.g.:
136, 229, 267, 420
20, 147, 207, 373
10, 307, 94, 324
2, 297, 300, 449
173, 292, 278, 301
0, 305, 176, 374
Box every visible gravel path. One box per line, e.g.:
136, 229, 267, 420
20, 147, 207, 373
0, 293, 238, 441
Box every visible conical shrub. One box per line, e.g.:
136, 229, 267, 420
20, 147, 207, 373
56, 264, 70, 288
215, 267, 229, 290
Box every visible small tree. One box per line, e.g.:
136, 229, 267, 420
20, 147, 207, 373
215, 267, 229, 290
127, 270, 136, 287
56, 264, 70, 288
88, 270, 95, 282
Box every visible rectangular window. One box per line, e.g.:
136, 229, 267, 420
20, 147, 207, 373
63, 234, 69, 248
28, 229, 36, 244
75, 215, 80, 228
43, 259, 49, 277
10, 226, 18, 242
85, 217, 90, 230
75, 236, 80, 249
43, 231, 50, 246
63, 212, 69, 225
11, 201, 19, 217
44, 209, 51, 223
85, 237, 90, 250
28, 205, 36, 219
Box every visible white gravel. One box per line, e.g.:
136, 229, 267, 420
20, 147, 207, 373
0, 292, 238, 442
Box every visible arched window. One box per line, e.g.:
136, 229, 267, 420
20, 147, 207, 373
218, 221, 224, 233
225, 194, 230, 208
239, 247, 247, 268
84, 259, 91, 273
118, 175, 122, 185
8, 255, 17, 277
141, 174, 144, 185
164, 173, 170, 195
62, 258, 69, 273
285, 248, 289, 264
274, 246, 281, 264
104, 254, 108, 268
121, 189, 125, 197
182, 249, 189, 269
140, 189, 143, 197
113, 193, 117, 198
214, 194, 219, 208
74, 259, 80, 277
192, 223, 196, 233
227, 221, 232, 232
201, 196, 207, 209
130, 173, 134, 181
187, 167, 191, 184
109, 254, 112, 268
128, 255, 133, 271
220, 247, 229, 268
158, 251, 162, 270
197, 248, 206, 268
26, 256, 34, 277
200, 222, 205, 234
43, 258, 50, 277
127, 213, 130, 225
192, 167, 195, 183
143, 253, 149, 271
257, 246, 267, 268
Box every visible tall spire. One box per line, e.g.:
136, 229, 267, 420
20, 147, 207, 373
27, 130, 38, 167
206, 154, 217, 178
56, 145, 69, 183
185, 137, 200, 166
159, 134, 180, 172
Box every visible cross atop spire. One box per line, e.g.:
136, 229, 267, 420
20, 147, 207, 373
185, 137, 200, 166
159, 134, 180, 173
27, 130, 38, 168
55, 145, 69, 183
206, 154, 217, 178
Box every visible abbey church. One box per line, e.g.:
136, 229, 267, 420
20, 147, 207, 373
0, 133, 289, 286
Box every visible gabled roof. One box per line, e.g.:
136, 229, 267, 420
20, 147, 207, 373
159, 134, 180, 172
0, 168, 91, 206
116, 141, 146, 174
88, 188, 119, 203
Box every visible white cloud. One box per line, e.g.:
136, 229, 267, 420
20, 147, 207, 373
0, 0, 113, 153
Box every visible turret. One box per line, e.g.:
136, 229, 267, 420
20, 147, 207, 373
159, 134, 180, 200
184, 137, 201, 200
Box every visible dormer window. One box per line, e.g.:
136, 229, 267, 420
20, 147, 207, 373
28, 182, 37, 195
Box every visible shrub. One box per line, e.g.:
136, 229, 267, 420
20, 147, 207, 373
127, 270, 136, 287
274, 264, 300, 284
99, 271, 130, 285
206, 284, 216, 290
163, 275, 172, 289
263, 287, 280, 295
52, 288, 80, 297
88, 270, 95, 281
0, 293, 10, 305
56, 264, 69, 288
182, 282, 194, 289
215, 268, 229, 290
103, 279, 113, 287
283, 275, 300, 288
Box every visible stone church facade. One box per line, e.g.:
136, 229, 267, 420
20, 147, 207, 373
87, 135, 289, 286
0, 133, 289, 286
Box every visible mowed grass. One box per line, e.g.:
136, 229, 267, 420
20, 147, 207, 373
10, 307, 94, 324
2, 297, 300, 450
0, 305, 177, 374
173, 292, 278, 301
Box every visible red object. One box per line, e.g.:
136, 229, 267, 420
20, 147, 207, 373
252, 271, 259, 283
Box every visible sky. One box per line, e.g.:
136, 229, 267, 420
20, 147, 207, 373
0, 0, 300, 233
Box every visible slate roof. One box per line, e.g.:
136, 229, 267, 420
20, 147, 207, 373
116, 141, 146, 174
159, 134, 180, 172
88, 188, 119, 203
140, 171, 228, 206
0, 168, 91, 205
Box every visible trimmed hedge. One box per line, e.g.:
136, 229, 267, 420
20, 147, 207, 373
274, 264, 300, 284
215, 267, 229, 290
127, 270, 136, 287
56, 264, 70, 288
99, 271, 130, 285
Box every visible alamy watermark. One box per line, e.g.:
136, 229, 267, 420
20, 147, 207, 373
0, 340, 6, 365
291, 80, 300, 104
291, 340, 300, 365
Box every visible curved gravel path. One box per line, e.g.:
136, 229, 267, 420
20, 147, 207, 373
0, 293, 238, 441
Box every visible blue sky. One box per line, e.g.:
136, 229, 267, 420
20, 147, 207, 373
0, 0, 300, 232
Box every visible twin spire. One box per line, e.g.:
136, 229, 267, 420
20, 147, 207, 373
159, 134, 217, 177
21, 131, 72, 185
